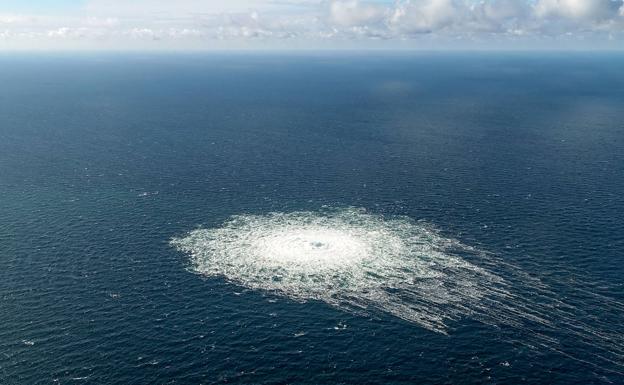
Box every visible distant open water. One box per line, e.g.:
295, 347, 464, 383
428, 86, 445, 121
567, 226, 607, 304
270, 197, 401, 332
1, 53, 623, 384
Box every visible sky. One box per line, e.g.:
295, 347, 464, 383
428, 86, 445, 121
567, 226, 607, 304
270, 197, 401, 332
1, 0, 623, 50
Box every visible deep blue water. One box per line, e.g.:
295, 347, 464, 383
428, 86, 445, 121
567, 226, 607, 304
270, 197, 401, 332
1, 53, 623, 384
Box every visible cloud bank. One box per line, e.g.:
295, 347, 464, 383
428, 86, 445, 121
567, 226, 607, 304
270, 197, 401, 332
1, 0, 623, 49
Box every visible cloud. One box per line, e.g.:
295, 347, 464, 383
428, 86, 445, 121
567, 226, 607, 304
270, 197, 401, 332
328, 1, 386, 27
390, 0, 462, 34
0, 14, 30, 24
84, 0, 273, 16
0, 0, 623, 49
534, 0, 622, 20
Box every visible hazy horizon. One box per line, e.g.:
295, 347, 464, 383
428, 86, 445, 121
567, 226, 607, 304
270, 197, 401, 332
1, 0, 624, 51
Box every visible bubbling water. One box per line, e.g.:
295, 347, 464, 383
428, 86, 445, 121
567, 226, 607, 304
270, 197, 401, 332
171, 207, 511, 333
254, 227, 370, 266
171, 207, 624, 374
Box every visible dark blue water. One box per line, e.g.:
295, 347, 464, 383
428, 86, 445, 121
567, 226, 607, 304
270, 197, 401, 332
1, 53, 623, 384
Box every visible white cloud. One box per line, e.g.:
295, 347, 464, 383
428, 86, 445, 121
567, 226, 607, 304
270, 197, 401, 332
84, 0, 275, 16
328, 1, 386, 27
127, 27, 157, 40
85, 17, 120, 28
535, 0, 622, 20
391, 0, 461, 33
0, 0, 623, 49
0, 14, 30, 24
480, 0, 529, 21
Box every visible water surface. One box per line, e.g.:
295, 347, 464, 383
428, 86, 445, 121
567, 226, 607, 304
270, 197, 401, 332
1, 53, 624, 384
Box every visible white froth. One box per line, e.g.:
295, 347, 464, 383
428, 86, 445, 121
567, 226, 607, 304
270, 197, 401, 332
255, 226, 370, 266
171, 207, 509, 333
171, 207, 624, 373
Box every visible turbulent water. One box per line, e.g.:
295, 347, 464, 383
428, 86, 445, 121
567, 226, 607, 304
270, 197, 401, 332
2, 53, 624, 384
172, 207, 624, 374
172, 207, 506, 333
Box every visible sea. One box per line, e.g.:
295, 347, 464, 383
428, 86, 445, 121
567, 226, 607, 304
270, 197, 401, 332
1, 52, 623, 384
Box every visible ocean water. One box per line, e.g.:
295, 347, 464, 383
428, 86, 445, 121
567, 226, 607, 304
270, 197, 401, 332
1, 53, 623, 384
